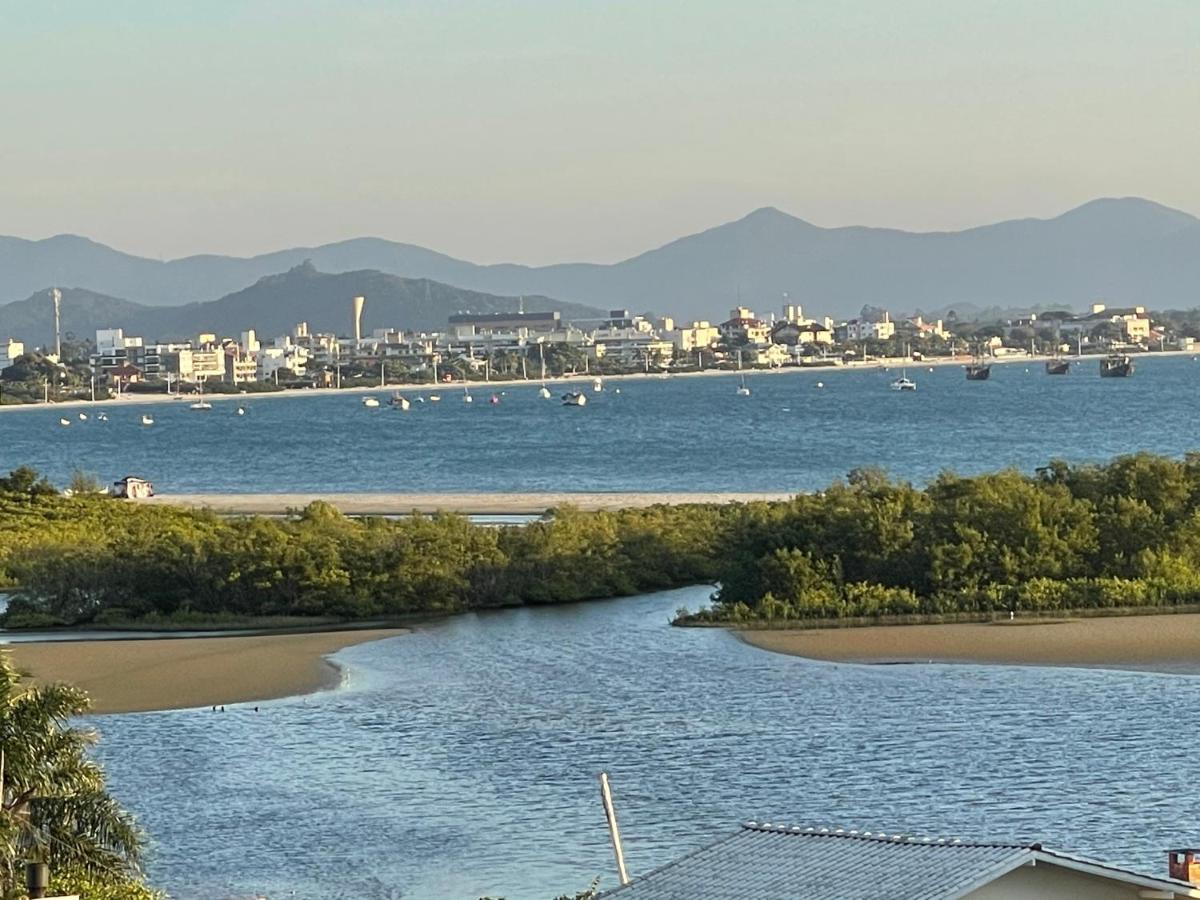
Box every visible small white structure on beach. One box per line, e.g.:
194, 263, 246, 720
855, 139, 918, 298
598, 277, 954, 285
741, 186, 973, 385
113, 476, 154, 500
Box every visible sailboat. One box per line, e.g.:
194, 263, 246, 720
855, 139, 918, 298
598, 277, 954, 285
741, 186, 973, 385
736, 351, 751, 396
592, 377, 603, 392
463, 378, 473, 403
189, 380, 212, 410
890, 344, 917, 391
538, 342, 553, 398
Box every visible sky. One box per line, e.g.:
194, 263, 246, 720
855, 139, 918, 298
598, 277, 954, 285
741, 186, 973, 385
1, 0, 1198, 263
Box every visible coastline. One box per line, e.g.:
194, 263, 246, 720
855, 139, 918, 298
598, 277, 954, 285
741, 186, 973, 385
739, 613, 1200, 673
4, 628, 406, 713
0, 348, 1190, 414
141, 490, 792, 515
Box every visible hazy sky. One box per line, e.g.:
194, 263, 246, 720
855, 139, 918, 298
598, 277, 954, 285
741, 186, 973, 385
2, 0, 1197, 263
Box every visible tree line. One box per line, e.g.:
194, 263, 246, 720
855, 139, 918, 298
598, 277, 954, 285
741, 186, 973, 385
6, 453, 1200, 629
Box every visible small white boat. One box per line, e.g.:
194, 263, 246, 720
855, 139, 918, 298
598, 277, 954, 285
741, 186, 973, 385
562, 391, 588, 407
463, 393, 473, 404
78, 412, 88, 421
428, 394, 442, 403
189, 400, 212, 410
890, 376, 917, 392
538, 386, 553, 399
362, 396, 381, 408
592, 378, 603, 392
815, 381, 824, 389
141, 414, 155, 426
236, 407, 246, 416
58, 417, 71, 426
736, 372, 751, 397
97, 413, 108, 422
390, 393, 411, 411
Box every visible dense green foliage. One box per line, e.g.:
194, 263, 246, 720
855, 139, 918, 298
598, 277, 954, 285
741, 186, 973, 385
683, 454, 1200, 624
0, 654, 155, 899
0, 479, 725, 626
8, 453, 1200, 630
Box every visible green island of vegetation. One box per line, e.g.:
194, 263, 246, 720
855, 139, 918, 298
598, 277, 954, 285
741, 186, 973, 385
4, 452, 1200, 633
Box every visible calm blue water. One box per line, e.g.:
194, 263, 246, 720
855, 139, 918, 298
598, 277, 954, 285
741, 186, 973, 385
2, 357, 1196, 492
93, 587, 1200, 899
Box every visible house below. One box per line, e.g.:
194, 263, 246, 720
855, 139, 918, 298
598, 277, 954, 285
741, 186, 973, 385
113, 476, 154, 500
600, 821, 1200, 899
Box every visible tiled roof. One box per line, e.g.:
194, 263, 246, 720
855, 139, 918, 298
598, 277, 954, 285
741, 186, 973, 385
600, 821, 1200, 900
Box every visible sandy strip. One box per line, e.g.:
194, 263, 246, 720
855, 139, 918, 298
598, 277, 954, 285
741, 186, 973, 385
741, 614, 1200, 672
142, 491, 791, 515
4, 629, 406, 714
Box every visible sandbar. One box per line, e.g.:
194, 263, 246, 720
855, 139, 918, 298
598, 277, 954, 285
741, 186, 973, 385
740, 613, 1200, 673
143, 491, 791, 515
4, 628, 406, 714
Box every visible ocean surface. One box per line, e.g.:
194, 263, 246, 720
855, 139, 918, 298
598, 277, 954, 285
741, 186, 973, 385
92, 586, 1200, 899
2, 356, 1196, 493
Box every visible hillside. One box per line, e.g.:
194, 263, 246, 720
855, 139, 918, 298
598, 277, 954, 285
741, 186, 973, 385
3, 198, 1200, 320
0, 265, 603, 347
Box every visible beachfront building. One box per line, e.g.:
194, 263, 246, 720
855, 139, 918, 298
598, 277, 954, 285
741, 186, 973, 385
719, 307, 772, 345
842, 311, 896, 342
0, 338, 24, 372
600, 821, 1200, 899
662, 321, 720, 353
112, 475, 154, 499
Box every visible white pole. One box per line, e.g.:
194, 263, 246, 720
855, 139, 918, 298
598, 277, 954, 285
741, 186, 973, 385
599, 772, 630, 886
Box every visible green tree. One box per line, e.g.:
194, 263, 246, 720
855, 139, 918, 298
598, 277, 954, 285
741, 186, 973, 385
0, 653, 151, 897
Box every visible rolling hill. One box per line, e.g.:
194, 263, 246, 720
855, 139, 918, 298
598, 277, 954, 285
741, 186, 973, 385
0, 264, 604, 348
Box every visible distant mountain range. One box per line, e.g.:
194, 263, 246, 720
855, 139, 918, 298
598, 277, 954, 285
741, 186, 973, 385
2, 197, 1199, 322
0, 264, 604, 348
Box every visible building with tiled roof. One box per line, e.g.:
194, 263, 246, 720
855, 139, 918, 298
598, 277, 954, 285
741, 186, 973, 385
600, 821, 1200, 899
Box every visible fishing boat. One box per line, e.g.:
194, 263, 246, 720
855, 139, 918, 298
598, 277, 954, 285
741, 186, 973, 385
1100, 354, 1134, 378
141, 414, 154, 426
562, 391, 588, 407
1045, 358, 1070, 375
965, 362, 991, 381
362, 396, 381, 408
389, 393, 411, 411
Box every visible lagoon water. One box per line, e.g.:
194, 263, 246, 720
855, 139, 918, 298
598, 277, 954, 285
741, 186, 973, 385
3, 356, 1199, 493
93, 585, 1200, 899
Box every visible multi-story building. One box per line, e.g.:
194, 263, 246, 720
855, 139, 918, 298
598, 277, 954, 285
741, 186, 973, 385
842, 312, 895, 342
0, 338, 25, 372
719, 307, 771, 344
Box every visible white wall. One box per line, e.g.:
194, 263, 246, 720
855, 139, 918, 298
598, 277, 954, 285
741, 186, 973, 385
965, 861, 1181, 899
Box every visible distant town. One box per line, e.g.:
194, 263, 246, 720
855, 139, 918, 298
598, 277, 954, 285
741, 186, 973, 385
0, 290, 1191, 403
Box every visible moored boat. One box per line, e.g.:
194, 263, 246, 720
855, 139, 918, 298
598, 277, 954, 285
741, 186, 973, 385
890, 376, 917, 392
965, 363, 991, 381
1045, 358, 1070, 375
562, 391, 588, 406
362, 396, 381, 407
1099, 354, 1134, 378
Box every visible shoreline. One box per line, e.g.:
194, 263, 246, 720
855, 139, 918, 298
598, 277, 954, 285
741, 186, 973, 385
4, 628, 407, 713
141, 490, 792, 515
739, 613, 1200, 673
0, 348, 1191, 414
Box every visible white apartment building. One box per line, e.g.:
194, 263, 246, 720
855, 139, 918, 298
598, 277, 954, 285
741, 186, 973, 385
0, 338, 24, 372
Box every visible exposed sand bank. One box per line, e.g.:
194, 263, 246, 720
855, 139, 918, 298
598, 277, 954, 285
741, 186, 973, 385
143, 491, 791, 515
5, 628, 406, 713
741, 613, 1200, 673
